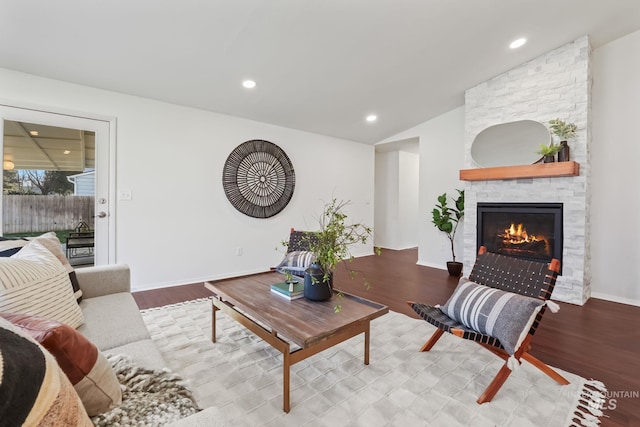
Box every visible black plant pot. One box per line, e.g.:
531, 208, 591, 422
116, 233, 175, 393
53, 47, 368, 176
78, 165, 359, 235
543, 155, 555, 163
303, 264, 333, 301
446, 261, 463, 277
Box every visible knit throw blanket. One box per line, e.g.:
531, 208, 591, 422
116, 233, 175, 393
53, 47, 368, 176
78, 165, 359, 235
91, 354, 199, 426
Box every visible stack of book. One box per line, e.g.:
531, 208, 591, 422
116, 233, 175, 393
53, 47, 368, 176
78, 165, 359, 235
270, 281, 304, 300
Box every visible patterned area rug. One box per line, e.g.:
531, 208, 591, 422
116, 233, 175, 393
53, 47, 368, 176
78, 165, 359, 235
141, 299, 606, 426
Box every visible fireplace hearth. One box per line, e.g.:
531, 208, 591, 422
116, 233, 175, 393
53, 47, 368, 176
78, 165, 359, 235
477, 203, 563, 273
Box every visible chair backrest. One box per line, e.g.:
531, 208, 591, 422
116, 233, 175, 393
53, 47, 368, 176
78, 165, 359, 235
468, 246, 560, 301
286, 228, 319, 252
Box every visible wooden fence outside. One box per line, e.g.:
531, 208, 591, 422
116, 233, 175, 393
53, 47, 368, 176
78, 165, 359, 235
2, 195, 94, 234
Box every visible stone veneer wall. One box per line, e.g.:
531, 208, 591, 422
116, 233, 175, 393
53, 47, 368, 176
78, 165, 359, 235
463, 36, 592, 304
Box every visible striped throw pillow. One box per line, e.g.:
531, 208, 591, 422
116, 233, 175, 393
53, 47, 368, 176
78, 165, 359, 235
275, 250, 315, 277
1, 233, 83, 303
440, 280, 545, 355
30, 232, 83, 303
1, 240, 84, 328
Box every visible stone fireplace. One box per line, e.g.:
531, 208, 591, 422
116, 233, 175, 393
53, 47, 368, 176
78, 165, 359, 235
462, 36, 591, 305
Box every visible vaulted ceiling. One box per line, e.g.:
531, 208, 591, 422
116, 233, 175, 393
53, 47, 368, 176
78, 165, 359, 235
1, 1, 640, 144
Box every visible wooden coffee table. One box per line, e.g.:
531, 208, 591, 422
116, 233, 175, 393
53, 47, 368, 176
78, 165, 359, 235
204, 272, 388, 413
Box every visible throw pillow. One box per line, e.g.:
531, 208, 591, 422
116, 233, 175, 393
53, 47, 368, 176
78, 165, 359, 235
439, 280, 545, 355
0, 240, 84, 328
0, 316, 93, 426
0, 233, 83, 302
30, 232, 83, 303
275, 250, 314, 277
2, 312, 122, 416
0, 236, 28, 257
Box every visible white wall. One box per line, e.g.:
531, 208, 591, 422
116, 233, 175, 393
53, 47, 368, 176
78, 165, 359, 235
373, 150, 419, 249
398, 151, 419, 249
591, 30, 640, 305
379, 107, 465, 269
0, 68, 375, 291
374, 151, 399, 247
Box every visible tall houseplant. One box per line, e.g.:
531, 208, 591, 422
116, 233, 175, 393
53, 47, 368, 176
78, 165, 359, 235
432, 189, 465, 276
304, 199, 378, 312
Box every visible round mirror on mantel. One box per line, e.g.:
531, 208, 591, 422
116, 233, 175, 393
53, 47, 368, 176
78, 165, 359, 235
470, 120, 551, 168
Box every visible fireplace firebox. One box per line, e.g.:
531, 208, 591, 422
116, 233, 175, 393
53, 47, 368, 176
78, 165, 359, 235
477, 203, 563, 273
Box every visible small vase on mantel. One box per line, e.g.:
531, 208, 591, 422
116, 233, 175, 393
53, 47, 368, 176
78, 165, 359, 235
557, 140, 570, 162
543, 155, 555, 163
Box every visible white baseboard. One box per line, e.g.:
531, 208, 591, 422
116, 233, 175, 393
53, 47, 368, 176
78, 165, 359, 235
416, 259, 447, 270
131, 267, 270, 292
131, 252, 380, 292
590, 292, 640, 307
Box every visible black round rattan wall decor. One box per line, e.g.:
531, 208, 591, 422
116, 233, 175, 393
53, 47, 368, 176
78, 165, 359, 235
222, 140, 295, 218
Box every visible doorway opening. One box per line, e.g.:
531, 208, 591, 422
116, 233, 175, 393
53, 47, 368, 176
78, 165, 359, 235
374, 137, 420, 253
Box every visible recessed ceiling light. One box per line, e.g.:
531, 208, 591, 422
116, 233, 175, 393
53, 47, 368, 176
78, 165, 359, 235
366, 114, 377, 123
63, 150, 71, 155
510, 38, 527, 49
242, 80, 256, 89
30, 130, 39, 136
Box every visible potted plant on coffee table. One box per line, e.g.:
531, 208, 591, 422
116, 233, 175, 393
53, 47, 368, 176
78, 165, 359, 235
432, 189, 465, 276
302, 199, 378, 312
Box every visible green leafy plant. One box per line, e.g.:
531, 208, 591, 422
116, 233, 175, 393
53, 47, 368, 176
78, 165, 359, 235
549, 118, 577, 140
304, 199, 379, 312
283, 270, 296, 284
536, 143, 563, 157
431, 190, 464, 262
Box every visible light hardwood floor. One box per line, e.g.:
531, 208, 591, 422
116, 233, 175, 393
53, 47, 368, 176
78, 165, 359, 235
133, 248, 640, 427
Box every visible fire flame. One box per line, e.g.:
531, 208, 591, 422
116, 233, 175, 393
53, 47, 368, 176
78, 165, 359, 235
502, 223, 540, 244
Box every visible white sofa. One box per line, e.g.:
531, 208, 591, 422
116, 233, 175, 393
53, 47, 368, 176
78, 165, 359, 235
76, 264, 221, 425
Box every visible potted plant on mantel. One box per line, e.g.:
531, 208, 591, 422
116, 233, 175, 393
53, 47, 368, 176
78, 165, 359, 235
548, 118, 577, 162
536, 143, 563, 163
302, 199, 379, 312
432, 189, 465, 276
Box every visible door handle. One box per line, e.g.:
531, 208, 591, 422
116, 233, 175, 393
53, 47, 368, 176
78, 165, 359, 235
95, 212, 108, 218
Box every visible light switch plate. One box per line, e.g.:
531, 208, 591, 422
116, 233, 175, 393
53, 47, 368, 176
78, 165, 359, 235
118, 189, 132, 201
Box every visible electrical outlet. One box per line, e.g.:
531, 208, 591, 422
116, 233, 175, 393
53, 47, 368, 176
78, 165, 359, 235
236, 247, 243, 256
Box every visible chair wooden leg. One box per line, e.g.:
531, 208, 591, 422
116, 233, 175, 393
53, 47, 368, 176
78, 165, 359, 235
521, 352, 570, 385
477, 363, 513, 404
419, 328, 445, 352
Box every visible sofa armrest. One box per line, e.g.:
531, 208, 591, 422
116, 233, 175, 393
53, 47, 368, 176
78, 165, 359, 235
75, 264, 131, 298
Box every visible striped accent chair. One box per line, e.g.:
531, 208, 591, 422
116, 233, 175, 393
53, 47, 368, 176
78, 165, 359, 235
408, 246, 569, 404
285, 228, 319, 252
272, 229, 320, 277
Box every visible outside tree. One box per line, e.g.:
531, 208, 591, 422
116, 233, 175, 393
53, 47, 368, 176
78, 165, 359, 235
3, 169, 22, 194
2, 170, 75, 195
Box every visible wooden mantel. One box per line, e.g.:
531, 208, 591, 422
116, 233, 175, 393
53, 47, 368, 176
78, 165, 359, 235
459, 161, 579, 181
